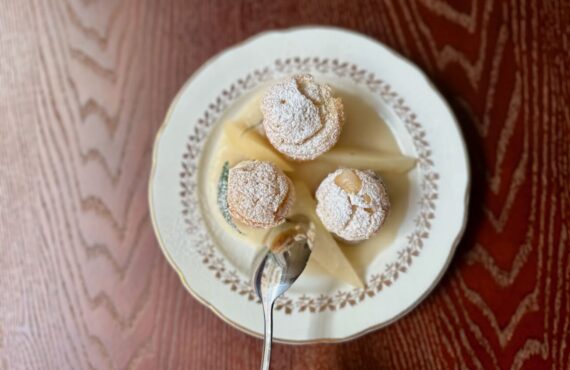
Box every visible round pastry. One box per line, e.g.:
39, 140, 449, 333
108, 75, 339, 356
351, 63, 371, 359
227, 160, 295, 228
261, 74, 344, 161
315, 169, 390, 242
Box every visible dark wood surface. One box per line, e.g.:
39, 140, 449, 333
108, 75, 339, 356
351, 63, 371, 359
1, 0, 569, 369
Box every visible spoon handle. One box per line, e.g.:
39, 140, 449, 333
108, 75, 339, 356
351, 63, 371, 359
260, 300, 274, 370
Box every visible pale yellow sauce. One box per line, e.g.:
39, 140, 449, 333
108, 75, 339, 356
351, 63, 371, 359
206, 87, 410, 275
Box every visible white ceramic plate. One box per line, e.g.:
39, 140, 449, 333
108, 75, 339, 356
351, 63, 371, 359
149, 27, 469, 343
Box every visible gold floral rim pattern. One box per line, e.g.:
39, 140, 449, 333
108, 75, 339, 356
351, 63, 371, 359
179, 57, 438, 314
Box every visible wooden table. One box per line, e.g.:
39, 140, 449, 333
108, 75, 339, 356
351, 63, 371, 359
1, 1, 569, 369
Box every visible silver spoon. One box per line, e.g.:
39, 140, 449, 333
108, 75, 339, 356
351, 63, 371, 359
252, 218, 313, 370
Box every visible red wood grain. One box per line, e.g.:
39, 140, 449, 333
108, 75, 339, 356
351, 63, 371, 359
1, 0, 569, 369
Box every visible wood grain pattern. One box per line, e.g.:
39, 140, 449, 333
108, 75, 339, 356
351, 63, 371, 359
1, 0, 569, 369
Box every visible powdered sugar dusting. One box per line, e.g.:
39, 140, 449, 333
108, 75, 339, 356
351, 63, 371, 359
316, 169, 390, 241
261, 74, 343, 160
227, 160, 294, 228
261, 77, 322, 144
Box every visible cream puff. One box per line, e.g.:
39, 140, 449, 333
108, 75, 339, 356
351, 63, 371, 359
227, 160, 295, 228
261, 74, 344, 161
315, 169, 390, 242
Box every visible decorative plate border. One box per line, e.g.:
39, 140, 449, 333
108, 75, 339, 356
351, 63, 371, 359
179, 57, 438, 314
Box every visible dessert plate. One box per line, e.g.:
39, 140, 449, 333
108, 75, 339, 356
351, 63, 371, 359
149, 27, 469, 343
